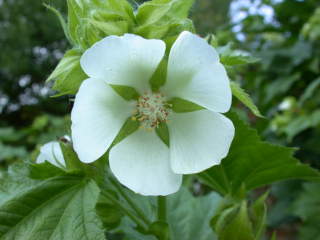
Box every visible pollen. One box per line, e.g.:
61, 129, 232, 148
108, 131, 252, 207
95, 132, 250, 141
133, 91, 172, 130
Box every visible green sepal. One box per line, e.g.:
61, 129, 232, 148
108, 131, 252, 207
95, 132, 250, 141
111, 118, 140, 147
59, 141, 85, 171
156, 122, 170, 147
136, 0, 194, 26
251, 191, 269, 240
169, 97, 204, 113
111, 85, 140, 101
135, 18, 195, 42
230, 81, 263, 118
215, 201, 255, 240
47, 49, 87, 96
66, 0, 135, 49
150, 59, 168, 91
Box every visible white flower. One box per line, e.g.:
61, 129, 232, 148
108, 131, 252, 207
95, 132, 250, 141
36, 141, 66, 168
71, 31, 235, 196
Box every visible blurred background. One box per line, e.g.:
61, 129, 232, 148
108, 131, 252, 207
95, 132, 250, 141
0, 0, 319, 239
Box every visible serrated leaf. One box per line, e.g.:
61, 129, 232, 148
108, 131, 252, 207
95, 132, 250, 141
198, 112, 320, 196
230, 81, 263, 117
47, 49, 87, 95
0, 171, 105, 240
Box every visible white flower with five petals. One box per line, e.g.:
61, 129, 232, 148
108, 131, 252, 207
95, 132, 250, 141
71, 31, 235, 196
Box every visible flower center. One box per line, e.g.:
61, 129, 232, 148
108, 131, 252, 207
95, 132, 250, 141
132, 92, 171, 131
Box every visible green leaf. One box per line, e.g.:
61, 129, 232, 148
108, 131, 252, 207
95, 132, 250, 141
136, 0, 194, 26
0, 171, 105, 240
230, 81, 263, 118
283, 110, 320, 141
29, 162, 67, 179
292, 182, 320, 240
167, 188, 220, 240
299, 77, 320, 105
96, 190, 123, 230
198, 112, 320, 196
221, 55, 260, 66
47, 49, 87, 95
218, 44, 260, 66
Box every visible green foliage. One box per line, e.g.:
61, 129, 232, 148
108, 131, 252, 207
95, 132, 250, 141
66, 0, 134, 48
47, 49, 87, 95
134, 0, 195, 41
198, 113, 319, 196
230, 82, 263, 118
292, 182, 320, 240
218, 44, 260, 66
167, 188, 220, 240
0, 164, 105, 240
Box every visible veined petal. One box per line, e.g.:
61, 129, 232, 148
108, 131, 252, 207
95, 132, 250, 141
80, 34, 166, 93
109, 130, 182, 196
168, 110, 235, 174
36, 141, 65, 168
71, 78, 133, 163
163, 31, 232, 113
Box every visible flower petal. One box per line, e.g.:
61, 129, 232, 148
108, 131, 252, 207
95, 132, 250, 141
71, 78, 132, 163
36, 141, 65, 168
80, 34, 166, 93
163, 31, 232, 113
109, 130, 182, 196
168, 110, 235, 174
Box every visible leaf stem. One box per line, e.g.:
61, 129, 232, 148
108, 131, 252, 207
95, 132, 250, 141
157, 196, 167, 222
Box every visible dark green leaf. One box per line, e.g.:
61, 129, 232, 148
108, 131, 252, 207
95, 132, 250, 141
198, 112, 320, 196
0, 172, 105, 240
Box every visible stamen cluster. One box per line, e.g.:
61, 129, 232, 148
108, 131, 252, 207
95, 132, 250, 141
132, 92, 171, 130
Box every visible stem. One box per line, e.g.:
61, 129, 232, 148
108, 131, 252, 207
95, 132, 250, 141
157, 196, 167, 222
110, 178, 151, 226
101, 191, 147, 231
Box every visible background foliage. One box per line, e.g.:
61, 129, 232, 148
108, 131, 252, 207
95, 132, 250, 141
1, 0, 320, 239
